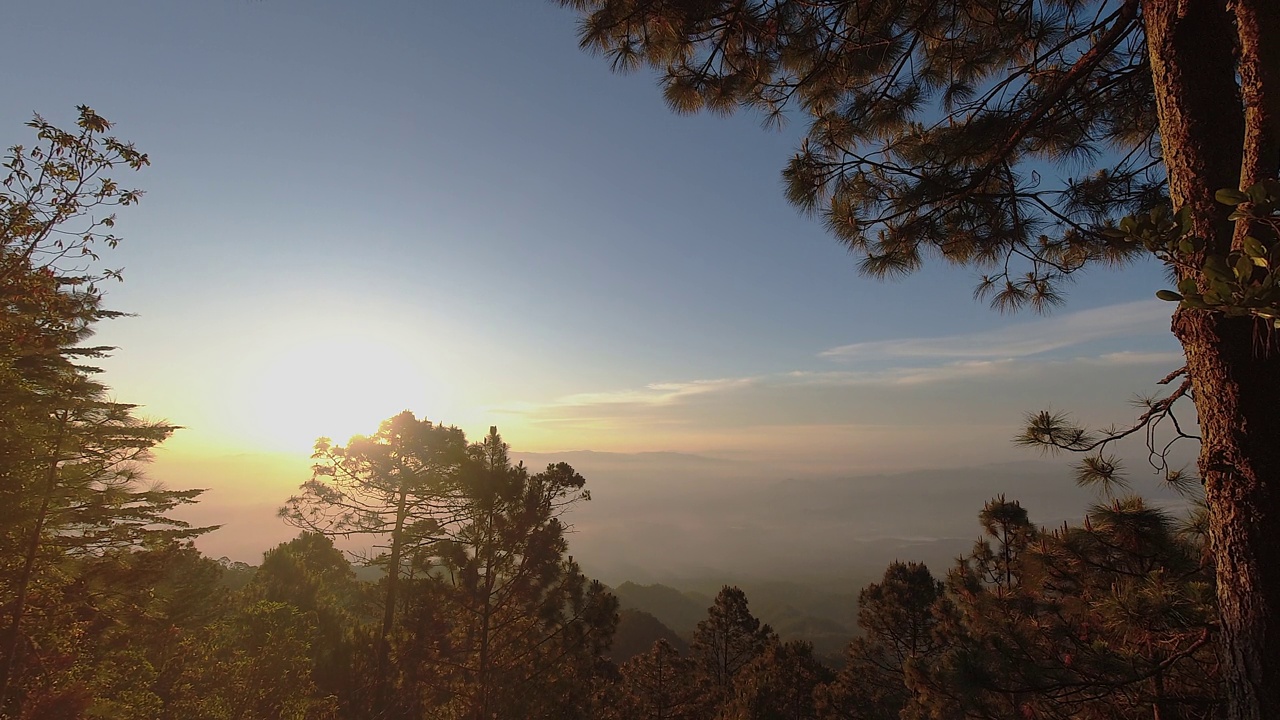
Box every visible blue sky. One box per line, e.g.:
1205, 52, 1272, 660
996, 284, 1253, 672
4, 1, 1182, 496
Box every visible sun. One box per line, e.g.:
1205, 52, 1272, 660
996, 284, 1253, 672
242, 334, 446, 454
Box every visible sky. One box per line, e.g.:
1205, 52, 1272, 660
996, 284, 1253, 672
3, 1, 1188, 562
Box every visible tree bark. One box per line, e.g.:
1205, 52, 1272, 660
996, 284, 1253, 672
1148, 0, 1280, 718
1174, 311, 1280, 720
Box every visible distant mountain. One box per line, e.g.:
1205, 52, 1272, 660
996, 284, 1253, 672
608, 608, 688, 663
513, 449, 745, 466
613, 582, 709, 635
613, 580, 859, 659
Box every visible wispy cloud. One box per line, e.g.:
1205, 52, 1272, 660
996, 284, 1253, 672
1089, 351, 1185, 366
510, 347, 1179, 422
819, 300, 1173, 361
787, 359, 1024, 387
550, 377, 760, 409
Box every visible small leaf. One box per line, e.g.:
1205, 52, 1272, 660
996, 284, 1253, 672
1202, 254, 1232, 282
1216, 188, 1249, 206
1156, 289, 1183, 302
1236, 254, 1255, 282
1176, 206, 1193, 233
1243, 235, 1268, 258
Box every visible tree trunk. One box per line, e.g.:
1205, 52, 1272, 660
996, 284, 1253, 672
1174, 312, 1280, 720
0, 412, 69, 715
1147, 0, 1280, 718
375, 484, 410, 719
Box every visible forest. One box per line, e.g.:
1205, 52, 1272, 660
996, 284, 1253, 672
4, 0, 1280, 717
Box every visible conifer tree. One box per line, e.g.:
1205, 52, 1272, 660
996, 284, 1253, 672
82, 541, 231, 718
163, 600, 339, 720
909, 497, 1219, 720
243, 533, 363, 709
280, 411, 470, 714
723, 639, 831, 720
0, 108, 209, 716
557, 3, 1280, 714
817, 562, 947, 720
606, 638, 699, 720
413, 428, 618, 720
689, 586, 775, 715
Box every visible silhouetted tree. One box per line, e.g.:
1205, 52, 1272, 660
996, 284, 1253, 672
689, 586, 775, 716
280, 411, 470, 714
605, 638, 699, 720
0, 107, 209, 716
410, 428, 618, 720
724, 639, 832, 720
817, 562, 946, 720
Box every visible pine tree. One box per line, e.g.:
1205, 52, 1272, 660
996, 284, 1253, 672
279, 410, 470, 715
607, 638, 699, 720
163, 600, 339, 720
415, 428, 618, 720
689, 586, 775, 716
908, 497, 1219, 720
243, 533, 363, 710
557, 3, 1280, 715
723, 639, 831, 720
817, 562, 946, 720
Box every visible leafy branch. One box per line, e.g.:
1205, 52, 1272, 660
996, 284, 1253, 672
1106, 179, 1280, 323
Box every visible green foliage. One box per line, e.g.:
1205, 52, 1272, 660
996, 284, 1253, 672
280, 410, 472, 715
403, 428, 618, 720
283, 419, 618, 719
0, 108, 210, 717
243, 533, 363, 708
165, 601, 339, 720
1104, 180, 1280, 322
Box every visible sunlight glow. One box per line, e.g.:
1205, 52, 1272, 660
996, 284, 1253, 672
242, 334, 446, 454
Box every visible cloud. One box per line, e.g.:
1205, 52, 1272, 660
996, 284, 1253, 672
788, 359, 1025, 387
543, 376, 761, 410
1090, 351, 1186, 366
507, 349, 1179, 426
819, 300, 1173, 361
